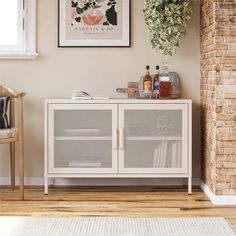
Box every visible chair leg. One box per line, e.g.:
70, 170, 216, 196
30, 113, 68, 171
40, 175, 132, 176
10, 143, 15, 190
19, 139, 24, 200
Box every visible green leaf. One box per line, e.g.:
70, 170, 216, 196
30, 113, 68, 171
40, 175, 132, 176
71, 1, 78, 8
103, 21, 109, 25
76, 7, 83, 15
75, 17, 81, 23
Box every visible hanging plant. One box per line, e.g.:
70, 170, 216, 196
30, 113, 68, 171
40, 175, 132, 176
143, 0, 192, 56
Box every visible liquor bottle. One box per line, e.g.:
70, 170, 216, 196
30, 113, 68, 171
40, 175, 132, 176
152, 65, 160, 99
144, 65, 152, 97
159, 62, 172, 99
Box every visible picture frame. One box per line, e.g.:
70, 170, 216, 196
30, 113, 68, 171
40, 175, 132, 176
58, 0, 131, 47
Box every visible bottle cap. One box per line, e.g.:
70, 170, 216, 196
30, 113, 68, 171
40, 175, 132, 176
146, 65, 150, 70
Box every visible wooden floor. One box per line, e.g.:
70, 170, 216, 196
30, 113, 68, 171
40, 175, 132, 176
0, 186, 236, 228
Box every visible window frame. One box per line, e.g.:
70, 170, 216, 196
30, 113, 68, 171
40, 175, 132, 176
0, 0, 38, 59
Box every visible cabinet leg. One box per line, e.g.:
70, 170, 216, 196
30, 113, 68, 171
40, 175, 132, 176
44, 176, 48, 195
50, 178, 55, 187
188, 177, 192, 195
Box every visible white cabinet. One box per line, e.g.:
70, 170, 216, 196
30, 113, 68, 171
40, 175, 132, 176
44, 99, 192, 194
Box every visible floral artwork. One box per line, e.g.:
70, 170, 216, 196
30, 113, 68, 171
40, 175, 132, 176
71, 0, 117, 26
58, 0, 130, 47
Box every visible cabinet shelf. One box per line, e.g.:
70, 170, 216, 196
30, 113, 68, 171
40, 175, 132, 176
125, 136, 182, 141
55, 136, 112, 141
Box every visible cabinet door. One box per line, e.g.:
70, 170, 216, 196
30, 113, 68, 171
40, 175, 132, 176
48, 104, 118, 174
119, 104, 189, 174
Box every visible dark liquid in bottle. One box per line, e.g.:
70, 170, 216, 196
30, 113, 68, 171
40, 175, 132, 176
159, 81, 172, 99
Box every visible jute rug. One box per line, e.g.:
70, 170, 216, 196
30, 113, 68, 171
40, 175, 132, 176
0, 217, 235, 236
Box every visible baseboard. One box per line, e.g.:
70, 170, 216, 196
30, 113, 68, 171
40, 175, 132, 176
200, 181, 236, 205
0, 177, 43, 186
0, 177, 200, 187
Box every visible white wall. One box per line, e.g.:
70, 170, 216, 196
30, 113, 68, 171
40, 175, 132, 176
0, 0, 200, 180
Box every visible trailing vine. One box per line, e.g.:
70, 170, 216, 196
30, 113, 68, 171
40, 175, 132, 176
143, 0, 192, 56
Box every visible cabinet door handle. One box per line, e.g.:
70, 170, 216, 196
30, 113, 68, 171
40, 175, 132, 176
113, 128, 118, 150
119, 128, 124, 150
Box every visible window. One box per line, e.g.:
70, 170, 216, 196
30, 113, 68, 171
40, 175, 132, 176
0, 0, 37, 59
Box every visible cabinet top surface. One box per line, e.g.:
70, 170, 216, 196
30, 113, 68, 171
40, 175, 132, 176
45, 98, 192, 105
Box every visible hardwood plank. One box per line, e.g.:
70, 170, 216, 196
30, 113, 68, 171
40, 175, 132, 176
0, 187, 235, 228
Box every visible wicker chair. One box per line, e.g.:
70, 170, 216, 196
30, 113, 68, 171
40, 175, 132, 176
0, 85, 26, 200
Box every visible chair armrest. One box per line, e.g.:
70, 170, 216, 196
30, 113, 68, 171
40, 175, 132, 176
0, 86, 26, 98
15, 91, 26, 98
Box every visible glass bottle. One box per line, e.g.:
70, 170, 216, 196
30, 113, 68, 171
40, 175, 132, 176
152, 65, 160, 99
144, 65, 152, 98
169, 72, 181, 99
159, 62, 172, 99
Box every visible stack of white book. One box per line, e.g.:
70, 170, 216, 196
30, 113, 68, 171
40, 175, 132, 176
71, 90, 109, 100
69, 158, 102, 168
153, 141, 181, 168
170, 142, 181, 168
153, 141, 168, 168
64, 128, 102, 136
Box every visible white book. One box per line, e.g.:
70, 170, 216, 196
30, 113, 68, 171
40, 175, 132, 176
69, 163, 102, 168
153, 148, 158, 168
160, 141, 167, 168
157, 145, 162, 168
159, 142, 164, 168
158, 143, 162, 168
163, 141, 168, 168
165, 142, 168, 167
65, 128, 101, 136
71, 96, 92, 100
177, 142, 181, 168
92, 96, 109, 100
69, 161, 102, 168
71, 96, 109, 100
171, 143, 174, 168
175, 143, 178, 167
155, 145, 160, 168
171, 143, 177, 168
70, 160, 100, 163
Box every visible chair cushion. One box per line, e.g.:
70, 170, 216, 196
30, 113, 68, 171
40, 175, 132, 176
0, 96, 10, 129
0, 128, 18, 139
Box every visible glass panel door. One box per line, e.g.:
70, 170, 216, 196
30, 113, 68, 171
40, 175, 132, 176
119, 104, 188, 174
48, 104, 117, 174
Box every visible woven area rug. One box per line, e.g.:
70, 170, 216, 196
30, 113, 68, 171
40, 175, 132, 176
0, 217, 235, 236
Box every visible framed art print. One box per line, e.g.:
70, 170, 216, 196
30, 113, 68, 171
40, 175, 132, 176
58, 0, 131, 47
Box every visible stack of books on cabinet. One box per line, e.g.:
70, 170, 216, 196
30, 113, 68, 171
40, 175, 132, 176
153, 141, 181, 168
69, 156, 103, 168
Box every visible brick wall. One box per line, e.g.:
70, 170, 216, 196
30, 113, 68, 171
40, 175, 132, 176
200, 0, 236, 195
